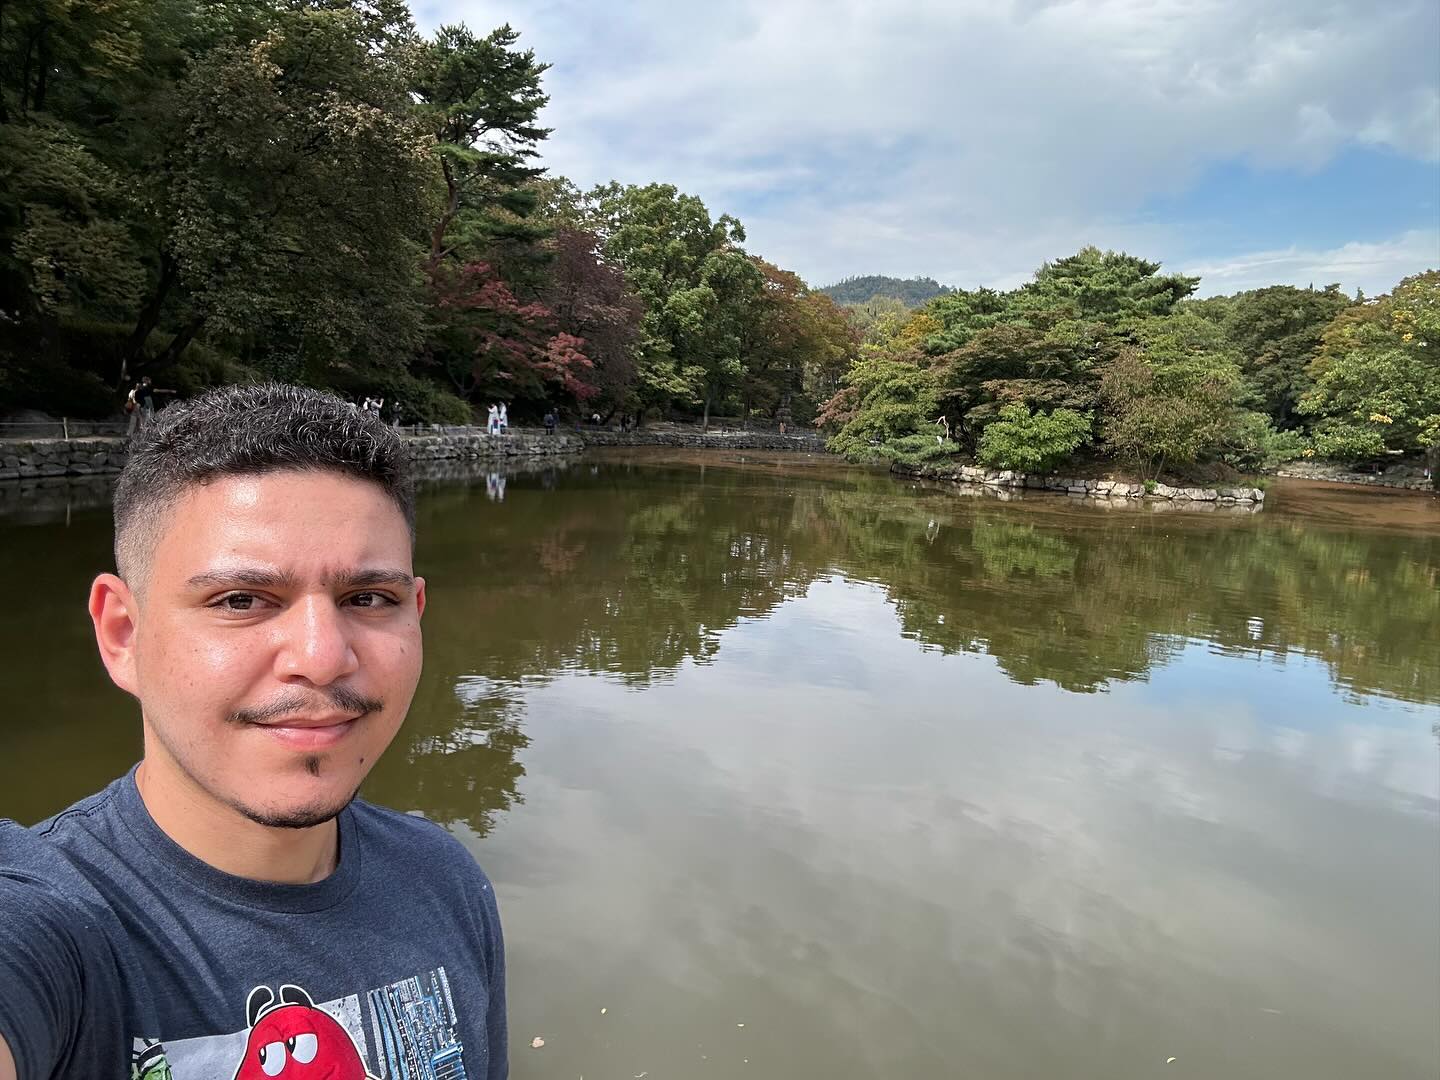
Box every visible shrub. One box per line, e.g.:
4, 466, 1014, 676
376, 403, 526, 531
1310, 422, 1388, 461
884, 434, 963, 467
1220, 411, 1309, 471
976, 404, 1091, 473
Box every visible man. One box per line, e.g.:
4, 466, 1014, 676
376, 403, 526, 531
0, 384, 507, 1080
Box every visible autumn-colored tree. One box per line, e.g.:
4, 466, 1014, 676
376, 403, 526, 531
540, 228, 645, 418
430, 261, 596, 408
738, 259, 858, 423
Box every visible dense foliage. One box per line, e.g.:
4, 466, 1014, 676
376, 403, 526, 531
0, 1, 1431, 474
819, 275, 953, 308
816, 248, 1438, 483
0, 0, 856, 426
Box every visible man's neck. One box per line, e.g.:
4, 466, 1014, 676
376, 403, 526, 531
134, 759, 340, 885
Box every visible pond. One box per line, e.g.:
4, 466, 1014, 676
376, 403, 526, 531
2, 452, 1438, 1079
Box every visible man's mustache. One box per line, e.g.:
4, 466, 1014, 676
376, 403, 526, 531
228, 685, 383, 726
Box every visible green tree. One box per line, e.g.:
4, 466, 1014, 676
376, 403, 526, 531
819, 350, 940, 462
922, 286, 1013, 352
844, 295, 911, 349
588, 182, 761, 423
932, 322, 1106, 449
1012, 246, 1199, 323
413, 22, 550, 279
120, 1, 437, 379
1186, 284, 1353, 429
976, 404, 1091, 473
1098, 347, 1238, 479
1298, 271, 1440, 464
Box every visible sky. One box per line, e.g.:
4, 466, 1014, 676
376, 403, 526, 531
413, 0, 1440, 297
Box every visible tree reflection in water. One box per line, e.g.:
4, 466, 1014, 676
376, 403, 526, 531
361, 459, 1440, 832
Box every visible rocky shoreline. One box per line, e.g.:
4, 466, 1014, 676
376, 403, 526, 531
1276, 459, 1433, 491
893, 461, 1267, 504
3, 432, 1427, 505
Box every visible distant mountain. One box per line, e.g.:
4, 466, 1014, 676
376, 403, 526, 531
819, 275, 953, 308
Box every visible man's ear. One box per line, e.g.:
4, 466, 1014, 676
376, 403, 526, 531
90, 573, 140, 696
414, 575, 426, 621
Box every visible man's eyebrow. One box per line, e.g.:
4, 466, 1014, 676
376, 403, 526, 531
333, 568, 415, 590
185, 567, 298, 591
183, 568, 414, 591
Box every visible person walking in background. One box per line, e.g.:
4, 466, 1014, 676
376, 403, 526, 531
497, 402, 509, 434
125, 377, 172, 438
543, 409, 557, 436
486, 403, 500, 435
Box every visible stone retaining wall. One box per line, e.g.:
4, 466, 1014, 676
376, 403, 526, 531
406, 431, 583, 460
1276, 459, 1433, 491
579, 429, 826, 451
1, 427, 821, 484
0, 438, 129, 481
896, 461, 1266, 504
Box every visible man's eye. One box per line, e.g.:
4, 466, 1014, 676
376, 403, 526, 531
217, 593, 258, 611
347, 592, 395, 608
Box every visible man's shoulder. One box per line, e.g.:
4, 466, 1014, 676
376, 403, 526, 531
2, 780, 125, 870
0, 815, 105, 947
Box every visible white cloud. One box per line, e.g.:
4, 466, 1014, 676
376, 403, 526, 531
1182, 229, 1440, 296
417, 0, 1440, 292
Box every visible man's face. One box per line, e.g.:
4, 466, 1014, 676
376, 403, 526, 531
123, 470, 424, 828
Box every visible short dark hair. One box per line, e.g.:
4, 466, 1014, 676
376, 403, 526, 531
114, 383, 415, 584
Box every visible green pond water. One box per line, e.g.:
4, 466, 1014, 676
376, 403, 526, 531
2, 451, 1438, 1079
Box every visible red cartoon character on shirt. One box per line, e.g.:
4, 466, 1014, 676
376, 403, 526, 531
232, 985, 376, 1080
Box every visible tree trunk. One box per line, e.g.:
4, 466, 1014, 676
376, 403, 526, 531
31, 24, 50, 112
151, 316, 206, 370
17, 25, 35, 114
0, 1, 9, 123
121, 253, 180, 385
702, 393, 711, 432
426, 161, 461, 275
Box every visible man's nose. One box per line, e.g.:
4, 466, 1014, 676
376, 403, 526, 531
274, 595, 359, 686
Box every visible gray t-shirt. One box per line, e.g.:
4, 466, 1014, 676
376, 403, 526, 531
0, 768, 506, 1080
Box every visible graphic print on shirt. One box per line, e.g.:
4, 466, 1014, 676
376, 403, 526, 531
131, 967, 471, 1080
233, 985, 375, 1080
